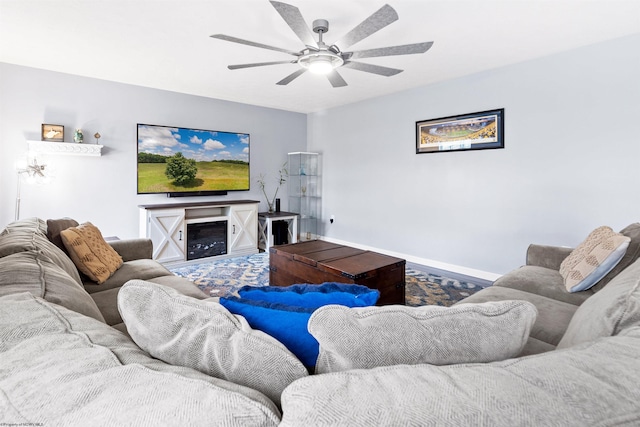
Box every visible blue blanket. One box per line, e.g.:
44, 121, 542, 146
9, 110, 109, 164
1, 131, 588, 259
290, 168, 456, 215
238, 282, 379, 308
220, 283, 379, 368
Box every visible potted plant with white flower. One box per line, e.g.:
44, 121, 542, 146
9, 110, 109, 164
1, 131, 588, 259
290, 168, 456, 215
257, 162, 288, 213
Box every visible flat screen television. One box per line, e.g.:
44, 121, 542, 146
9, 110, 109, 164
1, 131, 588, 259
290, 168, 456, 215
137, 123, 250, 196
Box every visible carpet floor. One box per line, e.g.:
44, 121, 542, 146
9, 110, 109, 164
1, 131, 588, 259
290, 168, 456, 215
169, 253, 489, 307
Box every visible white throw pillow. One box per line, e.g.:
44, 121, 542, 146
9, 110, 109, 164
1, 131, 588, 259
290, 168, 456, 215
309, 300, 537, 374
117, 280, 308, 406
559, 226, 631, 293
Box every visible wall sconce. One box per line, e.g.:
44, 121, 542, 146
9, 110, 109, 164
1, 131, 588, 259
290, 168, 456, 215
15, 154, 53, 221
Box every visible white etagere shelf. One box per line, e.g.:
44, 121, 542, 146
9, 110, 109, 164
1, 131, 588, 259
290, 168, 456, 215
27, 140, 103, 157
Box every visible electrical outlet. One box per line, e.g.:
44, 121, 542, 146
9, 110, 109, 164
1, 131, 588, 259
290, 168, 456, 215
330, 215, 335, 224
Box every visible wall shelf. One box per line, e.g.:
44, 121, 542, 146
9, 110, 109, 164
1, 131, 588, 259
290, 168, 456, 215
27, 140, 103, 156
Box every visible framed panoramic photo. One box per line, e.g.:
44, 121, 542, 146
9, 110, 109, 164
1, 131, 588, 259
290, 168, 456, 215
41, 124, 64, 142
416, 109, 504, 154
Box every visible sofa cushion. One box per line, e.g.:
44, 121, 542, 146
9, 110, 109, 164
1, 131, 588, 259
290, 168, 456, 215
88, 273, 206, 327
0, 292, 281, 425
146, 274, 208, 299
493, 265, 592, 306
107, 238, 153, 262
557, 258, 640, 349
88, 287, 123, 326
525, 244, 573, 270
0, 218, 83, 285
309, 301, 537, 374
279, 327, 640, 427
0, 216, 47, 236
83, 259, 175, 293
46, 217, 79, 254
460, 286, 577, 349
0, 250, 105, 322
519, 336, 556, 356
61, 222, 123, 284
559, 226, 630, 293
118, 280, 308, 407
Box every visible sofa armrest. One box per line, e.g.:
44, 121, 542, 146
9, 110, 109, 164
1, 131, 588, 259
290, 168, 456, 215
108, 238, 153, 262
526, 244, 573, 270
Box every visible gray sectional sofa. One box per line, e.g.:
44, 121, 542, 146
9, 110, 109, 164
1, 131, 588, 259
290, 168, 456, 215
1, 217, 640, 426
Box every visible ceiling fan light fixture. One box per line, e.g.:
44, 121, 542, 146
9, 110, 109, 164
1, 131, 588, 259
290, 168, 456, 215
298, 51, 343, 75
309, 57, 334, 75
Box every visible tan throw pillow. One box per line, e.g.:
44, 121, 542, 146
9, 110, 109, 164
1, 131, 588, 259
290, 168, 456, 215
61, 222, 123, 284
560, 226, 631, 293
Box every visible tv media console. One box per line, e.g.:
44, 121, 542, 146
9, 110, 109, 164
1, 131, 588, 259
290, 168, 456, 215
139, 200, 259, 264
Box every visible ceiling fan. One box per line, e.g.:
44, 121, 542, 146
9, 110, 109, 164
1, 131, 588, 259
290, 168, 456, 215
210, 1, 433, 87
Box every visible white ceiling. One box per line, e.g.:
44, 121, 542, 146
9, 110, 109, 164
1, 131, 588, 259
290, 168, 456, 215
1, 0, 639, 114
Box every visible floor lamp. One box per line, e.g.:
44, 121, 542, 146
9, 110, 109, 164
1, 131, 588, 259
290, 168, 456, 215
15, 156, 50, 221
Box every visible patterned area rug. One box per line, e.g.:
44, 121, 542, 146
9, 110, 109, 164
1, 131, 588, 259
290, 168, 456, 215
169, 253, 488, 307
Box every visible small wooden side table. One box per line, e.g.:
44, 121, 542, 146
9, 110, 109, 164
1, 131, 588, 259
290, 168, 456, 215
258, 211, 299, 251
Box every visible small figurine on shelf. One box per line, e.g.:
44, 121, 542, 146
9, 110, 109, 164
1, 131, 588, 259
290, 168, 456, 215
73, 129, 84, 143
94, 132, 101, 144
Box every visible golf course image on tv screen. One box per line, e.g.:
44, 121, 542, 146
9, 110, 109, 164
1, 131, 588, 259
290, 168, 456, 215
137, 123, 250, 194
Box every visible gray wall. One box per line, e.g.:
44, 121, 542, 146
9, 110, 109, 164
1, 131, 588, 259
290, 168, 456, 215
309, 34, 640, 278
2, 34, 638, 278
0, 63, 307, 238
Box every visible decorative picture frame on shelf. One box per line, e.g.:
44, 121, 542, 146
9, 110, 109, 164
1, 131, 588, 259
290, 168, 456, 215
41, 124, 64, 142
416, 109, 504, 154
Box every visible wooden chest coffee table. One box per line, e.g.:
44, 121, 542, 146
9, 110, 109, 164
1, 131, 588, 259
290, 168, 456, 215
269, 240, 406, 305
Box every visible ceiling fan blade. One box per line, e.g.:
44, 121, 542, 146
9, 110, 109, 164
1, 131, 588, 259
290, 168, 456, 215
210, 34, 300, 56
228, 60, 296, 70
348, 42, 433, 60
334, 4, 398, 50
326, 70, 347, 88
342, 61, 403, 77
269, 1, 317, 48
277, 68, 307, 85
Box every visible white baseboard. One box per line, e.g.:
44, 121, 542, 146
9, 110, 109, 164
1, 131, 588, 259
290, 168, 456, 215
319, 236, 502, 282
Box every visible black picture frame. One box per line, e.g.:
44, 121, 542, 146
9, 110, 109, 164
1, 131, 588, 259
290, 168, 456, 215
41, 124, 64, 142
416, 109, 504, 154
